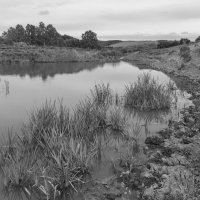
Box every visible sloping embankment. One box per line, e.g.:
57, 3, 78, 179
124, 44, 200, 83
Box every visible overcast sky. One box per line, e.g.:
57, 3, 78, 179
0, 0, 200, 40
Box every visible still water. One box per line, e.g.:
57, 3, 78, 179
0, 61, 192, 199
0, 61, 191, 136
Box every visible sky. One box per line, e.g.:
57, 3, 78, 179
0, 0, 200, 40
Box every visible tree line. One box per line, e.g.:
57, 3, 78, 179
0, 22, 100, 49
157, 38, 191, 49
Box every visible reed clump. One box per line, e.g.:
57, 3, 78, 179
0, 96, 128, 199
90, 83, 112, 107
0, 78, 178, 199
124, 73, 173, 110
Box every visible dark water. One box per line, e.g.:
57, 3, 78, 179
0, 61, 192, 199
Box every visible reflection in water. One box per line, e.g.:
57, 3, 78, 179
0, 79, 9, 96
0, 61, 193, 200
0, 62, 103, 81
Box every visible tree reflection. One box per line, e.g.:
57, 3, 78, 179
0, 62, 102, 81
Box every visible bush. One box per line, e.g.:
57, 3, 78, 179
157, 40, 180, 49
180, 38, 190, 45
81, 30, 100, 49
180, 45, 191, 63
124, 73, 172, 110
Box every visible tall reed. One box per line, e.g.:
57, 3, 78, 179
124, 73, 173, 110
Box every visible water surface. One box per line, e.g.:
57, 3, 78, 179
0, 61, 191, 136
0, 61, 193, 200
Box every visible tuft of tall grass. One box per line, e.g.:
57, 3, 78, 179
34, 129, 98, 195
109, 107, 128, 135
0, 134, 38, 196
23, 100, 71, 147
90, 83, 112, 107
71, 99, 108, 142
124, 73, 172, 110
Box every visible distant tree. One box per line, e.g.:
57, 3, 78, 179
62, 34, 74, 40
36, 22, 46, 45
45, 24, 58, 45
15, 24, 26, 42
81, 30, 99, 49
2, 25, 26, 43
180, 38, 190, 45
26, 24, 37, 45
2, 27, 17, 42
157, 40, 180, 49
1, 22, 81, 47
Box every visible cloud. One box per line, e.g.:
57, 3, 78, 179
39, 10, 50, 15
98, 4, 200, 23
99, 33, 199, 41
1, 0, 200, 38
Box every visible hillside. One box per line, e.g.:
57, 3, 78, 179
124, 43, 200, 82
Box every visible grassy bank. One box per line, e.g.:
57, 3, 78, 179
123, 43, 200, 83
0, 44, 123, 65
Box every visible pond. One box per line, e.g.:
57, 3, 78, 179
0, 61, 192, 199
0, 61, 191, 136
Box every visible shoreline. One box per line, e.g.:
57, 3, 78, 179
121, 45, 200, 199
0, 44, 122, 65
1, 43, 200, 199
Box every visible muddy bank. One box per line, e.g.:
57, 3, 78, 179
0, 44, 121, 64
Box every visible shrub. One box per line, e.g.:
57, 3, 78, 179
180, 45, 191, 63
90, 83, 112, 106
124, 73, 172, 110
81, 30, 100, 49
180, 38, 190, 45
157, 40, 180, 49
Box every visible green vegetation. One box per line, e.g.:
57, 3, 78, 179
157, 38, 190, 49
1, 22, 100, 49
0, 77, 177, 199
90, 83, 112, 106
81, 30, 100, 49
124, 73, 173, 110
157, 40, 180, 49
0, 92, 126, 199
